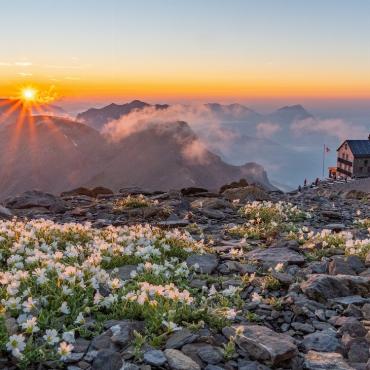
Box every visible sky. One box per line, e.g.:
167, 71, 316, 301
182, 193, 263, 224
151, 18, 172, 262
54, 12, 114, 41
1, 0, 370, 105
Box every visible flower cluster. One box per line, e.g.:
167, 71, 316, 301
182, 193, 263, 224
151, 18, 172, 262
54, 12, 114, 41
113, 194, 158, 210
229, 201, 309, 240
0, 219, 206, 366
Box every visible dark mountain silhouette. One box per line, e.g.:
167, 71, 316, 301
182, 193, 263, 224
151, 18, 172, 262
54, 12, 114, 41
0, 111, 275, 198
0, 115, 109, 198
267, 104, 313, 124
88, 121, 273, 191
76, 100, 169, 130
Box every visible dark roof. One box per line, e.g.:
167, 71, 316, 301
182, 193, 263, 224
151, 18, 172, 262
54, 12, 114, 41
345, 140, 370, 157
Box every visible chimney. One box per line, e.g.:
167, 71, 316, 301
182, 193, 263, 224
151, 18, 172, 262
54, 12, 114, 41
368, 133, 370, 140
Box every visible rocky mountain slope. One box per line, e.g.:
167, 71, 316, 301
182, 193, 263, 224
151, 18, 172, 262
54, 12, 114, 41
0, 113, 274, 199
0, 180, 368, 369
74, 101, 333, 189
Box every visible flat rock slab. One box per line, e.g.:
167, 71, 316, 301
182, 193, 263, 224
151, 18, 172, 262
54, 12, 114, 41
5, 190, 67, 212
246, 247, 305, 265
301, 274, 370, 302
302, 330, 340, 352
164, 349, 201, 370
303, 350, 354, 370
224, 325, 298, 365
165, 329, 199, 349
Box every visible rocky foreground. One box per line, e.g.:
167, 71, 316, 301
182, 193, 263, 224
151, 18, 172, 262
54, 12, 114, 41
0, 180, 369, 370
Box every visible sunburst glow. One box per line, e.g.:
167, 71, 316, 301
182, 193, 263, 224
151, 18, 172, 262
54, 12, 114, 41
21, 87, 37, 102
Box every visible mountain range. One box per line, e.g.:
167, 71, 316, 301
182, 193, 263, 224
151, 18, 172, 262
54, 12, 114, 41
76, 100, 324, 189
0, 101, 274, 199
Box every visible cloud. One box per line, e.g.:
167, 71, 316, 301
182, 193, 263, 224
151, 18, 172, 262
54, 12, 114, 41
17, 72, 33, 77
290, 117, 369, 141
15, 62, 32, 67
100, 104, 238, 164
256, 122, 281, 139
44, 64, 90, 69
0, 62, 11, 66
181, 140, 211, 165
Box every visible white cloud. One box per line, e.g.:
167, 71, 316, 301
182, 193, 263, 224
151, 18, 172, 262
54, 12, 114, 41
290, 117, 368, 141
256, 122, 281, 138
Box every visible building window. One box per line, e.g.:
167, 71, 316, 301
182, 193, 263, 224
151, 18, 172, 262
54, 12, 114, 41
344, 143, 348, 150
359, 167, 363, 173
365, 159, 368, 166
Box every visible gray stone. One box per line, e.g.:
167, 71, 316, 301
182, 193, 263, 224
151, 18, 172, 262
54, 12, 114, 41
73, 338, 91, 353
330, 296, 370, 306
338, 319, 367, 337
165, 329, 199, 349
92, 349, 123, 370
303, 350, 354, 369
90, 330, 112, 350
201, 208, 225, 220
328, 257, 356, 275
164, 349, 201, 370
143, 349, 167, 366
271, 271, 294, 285
362, 303, 370, 320
301, 274, 370, 302
347, 338, 369, 363
246, 247, 305, 265
291, 322, 315, 334
186, 254, 218, 274
5, 190, 67, 212
224, 325, 297, 365
197, 345, 223, 364
302, 330, 341, 352
65, 352, 85, 363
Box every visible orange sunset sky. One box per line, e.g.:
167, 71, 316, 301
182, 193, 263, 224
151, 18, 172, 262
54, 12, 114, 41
1, 0, 370, 104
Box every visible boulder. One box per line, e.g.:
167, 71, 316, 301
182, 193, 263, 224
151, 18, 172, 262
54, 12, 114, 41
5, 190, 67, 212
224, 325, 298, 365
92, 349, 123, 370
303, 350, 354, 370
181, 187, 209, 196
222, 186, 270, 202
165, 329, 199, 349
246, 247, 305, 265
164, 349, 201, 370
143, 349, 167, 366
301, 274, 370, 302
301, 330, 341, 352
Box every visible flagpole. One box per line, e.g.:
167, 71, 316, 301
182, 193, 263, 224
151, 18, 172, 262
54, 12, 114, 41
322, 144, 325, 179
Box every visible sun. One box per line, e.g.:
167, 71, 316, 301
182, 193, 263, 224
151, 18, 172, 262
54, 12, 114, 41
21, 87, 38, 103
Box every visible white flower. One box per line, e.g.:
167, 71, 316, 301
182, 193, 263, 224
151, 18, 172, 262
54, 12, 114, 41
162, 320, 182, 332
74, 312, 85, 324
222, 286, 240, 297
223, 308, 239, 319
22, 297, 37, 312
43, 329, 60, 345
208, 285, 217, 296
58, 341, 73, 360
251, 292, 262, 303
21, 316, 40, 334
6, 334, 26, 358
60, 302, 70, 315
